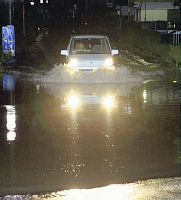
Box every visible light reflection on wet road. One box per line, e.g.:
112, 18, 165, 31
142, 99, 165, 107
0, 73, 179, 196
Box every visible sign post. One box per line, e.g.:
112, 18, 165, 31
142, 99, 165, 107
2, 25, 15, 57
3, 73, 16, 91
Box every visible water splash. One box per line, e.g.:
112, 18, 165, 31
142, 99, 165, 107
34, 64, 156, 84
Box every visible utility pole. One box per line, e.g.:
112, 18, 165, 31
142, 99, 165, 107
119, 6, 122, 29
173, 2, 176, 30
128, 0, 130, 23
85, 0, 88, 25
9, 0, 12, 24
22, 0, 25, 37
72, 4, 76, 33
144, 0, 146, 22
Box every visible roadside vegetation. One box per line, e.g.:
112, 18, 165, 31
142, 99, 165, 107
118, 24, 179, 70
0, 47, 11, 70
16, 40, 47, 68
15, 29, 52, 70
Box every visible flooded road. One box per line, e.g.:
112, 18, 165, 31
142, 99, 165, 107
0, 72, 180, 197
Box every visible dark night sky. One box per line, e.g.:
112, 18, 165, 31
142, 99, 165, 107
0, 0, 128, 30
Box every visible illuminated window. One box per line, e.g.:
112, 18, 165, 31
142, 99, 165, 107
40, 0, 43, 3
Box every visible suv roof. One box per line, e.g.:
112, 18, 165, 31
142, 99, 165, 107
72, 35, 108, 39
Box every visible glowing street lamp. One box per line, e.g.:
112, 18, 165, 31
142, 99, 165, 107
30, 1, 34, 6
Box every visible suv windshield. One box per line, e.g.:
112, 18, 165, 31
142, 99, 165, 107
70, 38, 111, 54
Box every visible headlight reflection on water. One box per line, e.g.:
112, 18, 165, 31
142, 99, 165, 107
143, 89, 147, 103
63, 93, 117, 111
7, 131, 16, 141
103, 95, 116, 110
61, 184, 134, 200
67, 95, 80, 110
6, 105, 16, 141
60, 178, 180, 200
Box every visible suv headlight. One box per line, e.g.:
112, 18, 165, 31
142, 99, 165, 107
104, 58, 114, 68
68, 58, 78, 68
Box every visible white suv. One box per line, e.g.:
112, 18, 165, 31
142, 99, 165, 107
61, 35, 119, 71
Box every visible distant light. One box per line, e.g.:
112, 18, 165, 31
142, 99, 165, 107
30, 1, 34, 5
40, 0, 43, 3
7, 131, 16, 141
36, 84, 40, 94
143, 80, 154, 84
46, 0, 48, 3
173, 80, 177, 83
143, 89, 147, 103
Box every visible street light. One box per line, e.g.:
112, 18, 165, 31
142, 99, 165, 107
22, 0, 35, 37
30, 1, 34, 6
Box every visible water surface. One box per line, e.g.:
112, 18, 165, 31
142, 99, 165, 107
0, 73, 179, 195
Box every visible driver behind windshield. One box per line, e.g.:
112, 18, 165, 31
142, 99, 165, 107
75, 42, 86, 52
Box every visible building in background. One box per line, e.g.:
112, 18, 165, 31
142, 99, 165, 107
133, 2, 179, 24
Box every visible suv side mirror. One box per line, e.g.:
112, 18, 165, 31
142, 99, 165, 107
61, 50, 68, 56
111, 49, 119, 55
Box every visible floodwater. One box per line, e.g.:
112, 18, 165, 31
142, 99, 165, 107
0, 70, 180, 198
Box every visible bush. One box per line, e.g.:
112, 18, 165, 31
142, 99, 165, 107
17, 44, 46, 67
0, 49, 11, 68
